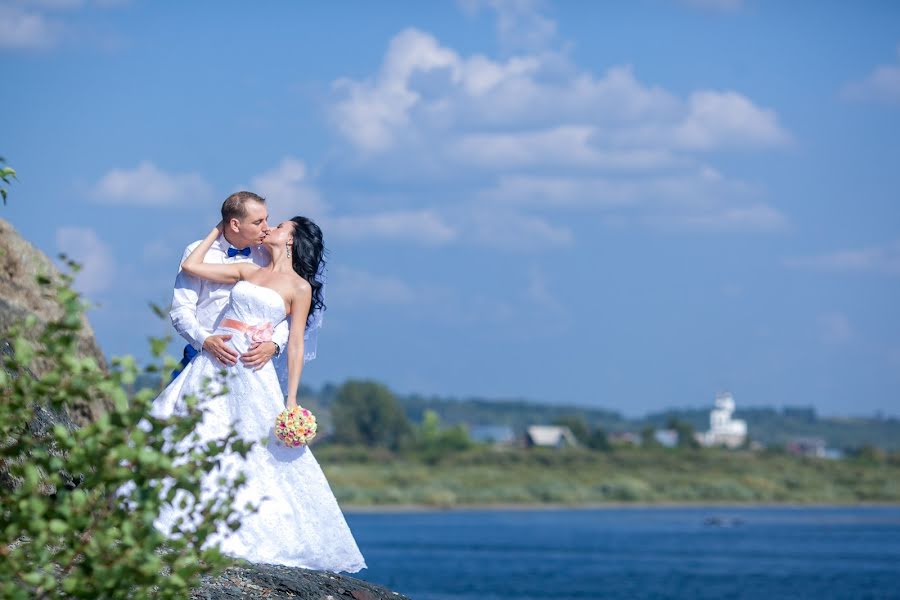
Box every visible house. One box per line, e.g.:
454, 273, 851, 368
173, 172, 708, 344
654, 428, 679, 448
467, 424, 516, 445
787, 437, 826, 458
699, 392, 747, 449
524, 425, 579, 448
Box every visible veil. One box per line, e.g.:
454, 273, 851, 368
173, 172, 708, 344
302, 259, 326, 363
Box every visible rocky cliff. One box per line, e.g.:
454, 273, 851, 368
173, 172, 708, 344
193, 563, 411, 600
0, 217, 111, 425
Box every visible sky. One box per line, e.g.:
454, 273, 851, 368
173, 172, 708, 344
2, 0, 899, 416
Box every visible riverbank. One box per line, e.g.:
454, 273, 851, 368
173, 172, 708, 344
317, 445, 900, 507
342, 500, 900, 512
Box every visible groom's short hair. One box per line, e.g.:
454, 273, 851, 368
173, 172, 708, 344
222, 191, 266, 222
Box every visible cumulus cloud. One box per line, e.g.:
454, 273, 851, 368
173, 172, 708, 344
56, 226, 115, 294
248, 157, 327, 221
0, 0, 127, 51
673, 91, 790, 150
328, 265, 419, 307
329, 210, 458, 246
647, 203, 788, 233
330, 31, 787, 158
91, 161, 213, 206
467, 207, 573, 250
328, 16, 790, 239
0, 4, 59, 49
842, 45, 900, 105
459, 0, 557, 52
784, 241, 900, 275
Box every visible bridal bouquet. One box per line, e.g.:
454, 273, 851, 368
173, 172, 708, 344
274, 406, 317, 447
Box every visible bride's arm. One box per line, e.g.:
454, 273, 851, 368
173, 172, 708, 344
284, 280, 312, 410
181, 224, 256, 284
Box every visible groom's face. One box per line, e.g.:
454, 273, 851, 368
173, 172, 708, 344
233, 201, 269, 246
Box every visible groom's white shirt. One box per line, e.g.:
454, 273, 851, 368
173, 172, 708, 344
169, 234, 289, 378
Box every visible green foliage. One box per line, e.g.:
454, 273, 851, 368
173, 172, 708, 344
0, 265, 257, 598
0, 156, 16, 204
586, 426, 611, 452
330, 380, 412, 450
318, 445, 900, 507
667, 418, 701, 449
640, 426, 659, 448
408, 410, 472, 463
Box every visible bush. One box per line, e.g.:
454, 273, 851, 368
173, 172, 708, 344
0, 264, 256, 598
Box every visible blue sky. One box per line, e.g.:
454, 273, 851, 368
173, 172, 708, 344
2, 0, 899, 416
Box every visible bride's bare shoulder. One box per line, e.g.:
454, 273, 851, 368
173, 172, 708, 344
283, 272, 311, 295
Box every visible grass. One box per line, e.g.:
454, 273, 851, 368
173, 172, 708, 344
314, 445, 900, 508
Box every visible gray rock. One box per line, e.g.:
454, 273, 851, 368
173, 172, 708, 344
0, 217, 111, 426
192, 562, 412, 600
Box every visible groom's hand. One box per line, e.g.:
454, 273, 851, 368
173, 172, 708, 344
241, 341, 277, 371
203, 334, 238, 366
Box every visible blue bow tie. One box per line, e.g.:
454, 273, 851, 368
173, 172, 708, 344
227, 246, 252, 258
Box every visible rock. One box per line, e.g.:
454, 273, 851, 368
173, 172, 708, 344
192, 563, 411, 600
0, 217, 111, 426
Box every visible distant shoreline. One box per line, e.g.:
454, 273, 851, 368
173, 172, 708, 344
343, 501, 900, 513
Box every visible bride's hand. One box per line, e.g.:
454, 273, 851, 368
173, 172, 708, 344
285, 396, 298, 410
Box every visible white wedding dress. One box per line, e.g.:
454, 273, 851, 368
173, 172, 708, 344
122, 280, 366, 572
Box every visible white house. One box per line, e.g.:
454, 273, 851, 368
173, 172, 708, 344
699, 392, 747, 449
525, 425, 579, 448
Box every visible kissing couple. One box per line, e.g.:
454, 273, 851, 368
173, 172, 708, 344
137, 190, 366, 571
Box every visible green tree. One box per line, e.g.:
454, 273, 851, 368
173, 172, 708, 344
0, 156, 15, 204
0, 262, 256, 598
412, 410, 472, 462
640, 425, 660, 449
330, 380, 412, 450
667, 418, 701, 449
586, 426, 611, 452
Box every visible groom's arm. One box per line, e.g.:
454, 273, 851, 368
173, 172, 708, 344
169, 242, 214, 350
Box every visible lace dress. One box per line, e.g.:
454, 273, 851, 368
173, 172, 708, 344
127, 280, 366, 572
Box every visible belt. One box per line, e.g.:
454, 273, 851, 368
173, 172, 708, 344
220, 318, 274, 343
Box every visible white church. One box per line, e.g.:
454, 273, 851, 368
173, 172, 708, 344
698, 392, 747, 449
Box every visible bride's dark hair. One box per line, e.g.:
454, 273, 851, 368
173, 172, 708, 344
289, 216, 326, 327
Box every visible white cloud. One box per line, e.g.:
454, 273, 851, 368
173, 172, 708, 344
673, 91, 790, 150
246, 158, 460, 247
818, 311, 854, 345
328, 266, 418, 307
648, 203, 788, 233
0, 4, 58, 49
328, 15, 790, 238
248, 157, 327, 221
328, 209, 457, 246
842, 45, 900, 105
784, 241, 900, 275
56, 226, 115, 294
0, 0, 128, 51
460, 0, 557, 52
91, 161, 213, 206
467, 207, 573, 250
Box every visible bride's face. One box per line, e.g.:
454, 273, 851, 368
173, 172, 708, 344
264, 221, 294, 250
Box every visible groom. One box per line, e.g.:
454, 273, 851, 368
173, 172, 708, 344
170, 190, 289, 379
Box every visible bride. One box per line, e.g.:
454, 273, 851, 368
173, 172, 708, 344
138, 216, 366, 573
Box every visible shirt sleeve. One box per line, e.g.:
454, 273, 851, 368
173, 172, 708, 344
169, 242, 212, 350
